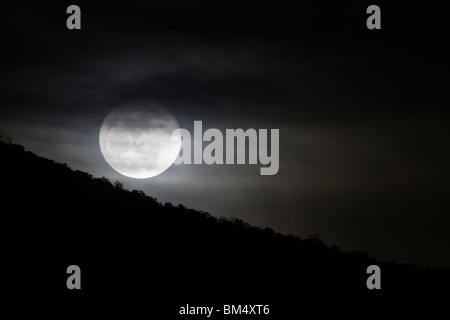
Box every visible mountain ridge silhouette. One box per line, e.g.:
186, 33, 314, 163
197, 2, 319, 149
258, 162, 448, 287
0, 137, 449, 299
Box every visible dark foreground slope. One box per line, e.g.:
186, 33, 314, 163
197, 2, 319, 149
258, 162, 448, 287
0, 139, 449, 299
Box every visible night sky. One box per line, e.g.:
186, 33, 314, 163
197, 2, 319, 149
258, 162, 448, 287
1, 1, 449, 266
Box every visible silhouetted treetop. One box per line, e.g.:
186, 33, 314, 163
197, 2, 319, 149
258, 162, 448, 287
1, 138, 449, 299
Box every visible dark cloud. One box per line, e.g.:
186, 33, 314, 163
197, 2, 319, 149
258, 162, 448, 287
1, 0, 449, 266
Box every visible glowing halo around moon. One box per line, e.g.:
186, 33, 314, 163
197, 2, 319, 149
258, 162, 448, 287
99, 101, 181, 179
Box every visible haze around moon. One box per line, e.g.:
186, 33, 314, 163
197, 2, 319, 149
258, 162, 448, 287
99, 101, 181, 179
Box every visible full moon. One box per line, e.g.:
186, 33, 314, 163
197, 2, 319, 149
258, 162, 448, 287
99, 101, 181, 179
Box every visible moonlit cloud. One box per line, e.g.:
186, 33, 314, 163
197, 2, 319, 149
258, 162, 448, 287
1, 1, 449, 266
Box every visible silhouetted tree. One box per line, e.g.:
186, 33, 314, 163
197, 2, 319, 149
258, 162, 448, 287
0, 138, 449, 300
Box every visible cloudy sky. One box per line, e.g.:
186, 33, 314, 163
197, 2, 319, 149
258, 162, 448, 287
1, 1, 449, 266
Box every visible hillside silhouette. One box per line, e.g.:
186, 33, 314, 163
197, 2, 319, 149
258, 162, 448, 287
0, 137, 449, 299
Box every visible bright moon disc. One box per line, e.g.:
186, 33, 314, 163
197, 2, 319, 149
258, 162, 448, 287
99, 101, 181, 179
